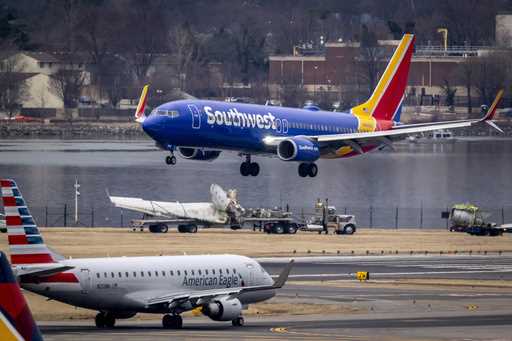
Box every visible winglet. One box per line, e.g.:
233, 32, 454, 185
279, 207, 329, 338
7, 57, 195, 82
272, 259, 294, 289
480, 89, 504, 133
481, 89, 504, 121
135, 85, 149, 123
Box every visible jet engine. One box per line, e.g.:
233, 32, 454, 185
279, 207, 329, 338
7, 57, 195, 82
177, 147, 221, 161
277, 137, 320, 162
202, 297, 242, 321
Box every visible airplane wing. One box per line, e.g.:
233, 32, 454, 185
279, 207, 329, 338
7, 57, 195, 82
264, 90, 504, 153
144, 260, 294, 310
109, 196, 229, 224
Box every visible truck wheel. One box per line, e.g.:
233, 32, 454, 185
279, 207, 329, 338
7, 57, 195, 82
286, 224, 298, 234
273, 224, 284, 234
177, 225, 186, 233
159, 224, 169, 233
343, 224, 356, 235
189, 224, 198, 233
149, 225, 160, 233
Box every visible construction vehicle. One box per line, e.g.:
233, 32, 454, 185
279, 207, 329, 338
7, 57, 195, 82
444, 204, 506, 236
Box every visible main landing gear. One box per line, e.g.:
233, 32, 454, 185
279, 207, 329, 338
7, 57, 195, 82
95, 312, 116, 328
240, 155, 259, 176
298, 163, 318, 177
165, 146, 177, 165
162, 314, 183, 329
232, 316, 245, 327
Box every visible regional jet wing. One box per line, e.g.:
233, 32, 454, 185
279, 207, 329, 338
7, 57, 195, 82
109, 196, 229, 224
144, 260, 294, 309
264, 90, 504, 153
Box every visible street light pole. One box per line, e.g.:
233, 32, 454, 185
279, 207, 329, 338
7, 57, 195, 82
313, 65, 319, 98
74, 178, 80, 224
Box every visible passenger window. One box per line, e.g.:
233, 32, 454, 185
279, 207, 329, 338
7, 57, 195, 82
155, 271, 158, 277
212, 269, 215, 275
184, 270, 188, 276
226, 269, 230, 274
219, 269, 222, 274
148, 271, 151, 277
111, 272, 114, 278
104, 272, 107, 278
170, 270, 174, 276
133, 272, 137, 277
198, 270, 202, 275
177, 270, 181, 276
141, 271, 144, 277
191, 270, 195, 275
233, 268, 236, 273
162, 271, 166, 277
125, 272, 129, 277
205, 269, 209, 275
118, 272, 122, 278
96, 273, 100, 278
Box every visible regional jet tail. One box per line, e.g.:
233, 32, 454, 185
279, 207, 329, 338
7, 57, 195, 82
1, 179, 292, 329
0, 251, 43, 341
135, 34, 505, 178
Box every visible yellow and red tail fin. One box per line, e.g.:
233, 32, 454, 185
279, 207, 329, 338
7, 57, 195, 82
351, 34, 415, 123
135, 84, 149, 123
0, 251, 43, 341
1, 179, 58, 265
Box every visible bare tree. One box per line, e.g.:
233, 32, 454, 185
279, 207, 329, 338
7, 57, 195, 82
168, 23, 197, 91
458, 56, 478, 115
473, 52, 507, 107
0, 55, 29, 118
49, 69, 86, 108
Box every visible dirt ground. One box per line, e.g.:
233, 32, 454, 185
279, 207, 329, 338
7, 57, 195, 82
1, 228, 511, 259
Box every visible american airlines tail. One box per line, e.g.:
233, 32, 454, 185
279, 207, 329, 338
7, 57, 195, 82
351, 34, 415, 123
1, 179, 61, 265
0, 251, 43, 341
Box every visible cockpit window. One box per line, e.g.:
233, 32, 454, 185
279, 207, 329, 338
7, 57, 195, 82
155, 109, 180, 118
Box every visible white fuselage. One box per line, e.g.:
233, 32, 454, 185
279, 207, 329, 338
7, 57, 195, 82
22, 254, 274, 314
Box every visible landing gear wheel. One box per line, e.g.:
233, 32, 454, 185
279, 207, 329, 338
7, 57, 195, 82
249, 162, 260, 176
162, 314, 183, 329
165, 155, 177, 165
232, 316, 244, 327
240, 162, 250, 176
308, 163, 318, 177
298, 163, 309, 177
95, 312, 105, 328
104, 314, 116, 328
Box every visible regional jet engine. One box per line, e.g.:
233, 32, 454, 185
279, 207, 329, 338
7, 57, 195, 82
277, 137, 320, 162
202, 297, 242, 321
177, 147, 221, 161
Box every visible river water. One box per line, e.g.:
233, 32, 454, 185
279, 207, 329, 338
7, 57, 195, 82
0, 137, 511, 228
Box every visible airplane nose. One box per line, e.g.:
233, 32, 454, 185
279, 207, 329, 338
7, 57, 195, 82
142, 115, 159, 138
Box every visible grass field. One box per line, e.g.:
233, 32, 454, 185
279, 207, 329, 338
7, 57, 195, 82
1, 227, 511, 259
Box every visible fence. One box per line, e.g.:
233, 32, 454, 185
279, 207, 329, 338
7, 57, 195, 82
20, 204, 512, 229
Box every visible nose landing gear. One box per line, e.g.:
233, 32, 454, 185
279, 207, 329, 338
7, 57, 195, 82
165, 146, 177, 165
298, 163, 318, 177
240, 155, 260, 176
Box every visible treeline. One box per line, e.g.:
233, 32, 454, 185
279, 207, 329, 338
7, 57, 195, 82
0, 0, 511, 101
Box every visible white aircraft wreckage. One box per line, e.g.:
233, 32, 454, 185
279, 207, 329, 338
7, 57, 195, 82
109, 184, 252, 233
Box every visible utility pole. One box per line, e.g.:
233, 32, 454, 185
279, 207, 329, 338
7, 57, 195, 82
74, 178, 80, 224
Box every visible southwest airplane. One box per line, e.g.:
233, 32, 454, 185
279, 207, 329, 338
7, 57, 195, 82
136, 34, 504, 177
1, 179, 293, 329
0, 251, 43, 341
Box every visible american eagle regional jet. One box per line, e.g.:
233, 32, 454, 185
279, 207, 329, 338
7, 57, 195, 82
1, 179, 293, 329
137, 34, 503, 177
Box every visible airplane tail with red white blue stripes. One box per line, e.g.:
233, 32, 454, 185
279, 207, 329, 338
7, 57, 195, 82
1, 179, 61, 265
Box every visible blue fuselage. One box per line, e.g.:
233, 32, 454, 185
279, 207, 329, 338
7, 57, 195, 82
142, 100, 361, 156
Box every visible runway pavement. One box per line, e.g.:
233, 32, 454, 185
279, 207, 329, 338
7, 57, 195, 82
38, 255, 512, 340
259, 254, 512, 280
